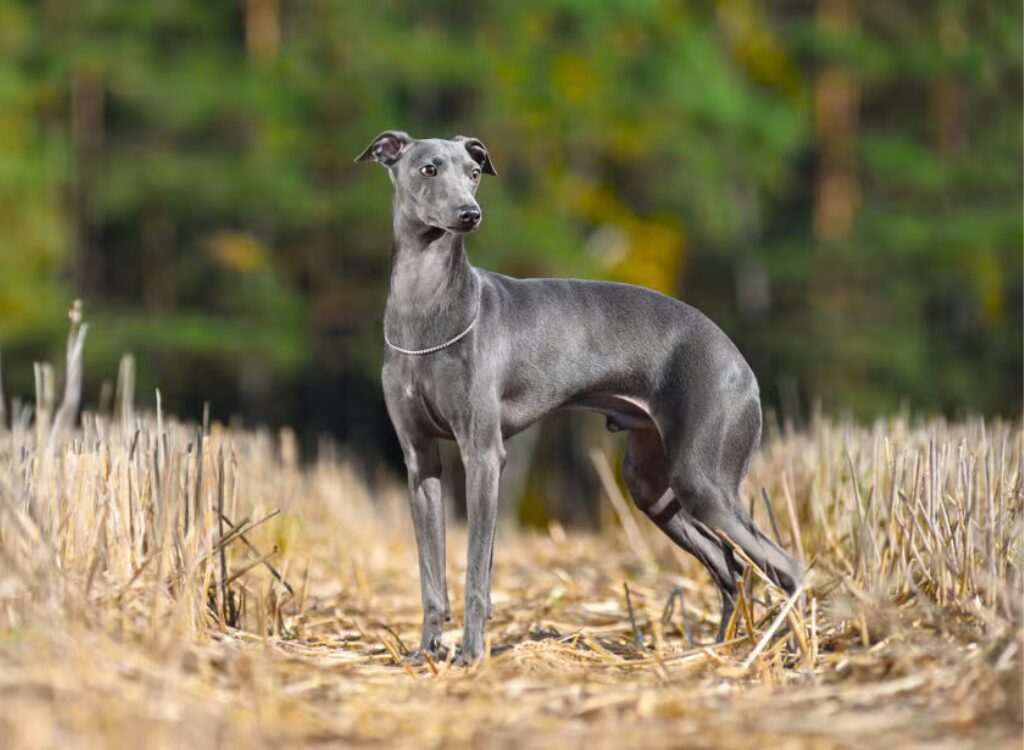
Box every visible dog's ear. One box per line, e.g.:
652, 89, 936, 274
354, 130, 413, 166
453, 135, 497, 176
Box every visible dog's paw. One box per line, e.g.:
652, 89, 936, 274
401, 651, 426, 666
401, 643, 448, 667
453, 647, 482, 668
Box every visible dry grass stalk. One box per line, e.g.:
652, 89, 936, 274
590, 448, 656, 570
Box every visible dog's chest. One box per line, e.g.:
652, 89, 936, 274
384, 357, 467, 437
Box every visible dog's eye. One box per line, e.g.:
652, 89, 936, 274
420, 164, 437, 177
470, 168, 481, 180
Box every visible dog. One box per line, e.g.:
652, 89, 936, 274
356, 130, 803, 665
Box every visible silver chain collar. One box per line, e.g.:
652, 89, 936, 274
384, 297, 480, 356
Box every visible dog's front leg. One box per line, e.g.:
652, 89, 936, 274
455, 438, 504, 666
402, 438, 449, 664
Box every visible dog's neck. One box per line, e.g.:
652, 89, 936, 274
384, 209, 477, 349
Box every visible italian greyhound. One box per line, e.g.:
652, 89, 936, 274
355, 131, 803, 666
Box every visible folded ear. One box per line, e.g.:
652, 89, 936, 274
453, 135, 497, 176
354, 130, 413, 166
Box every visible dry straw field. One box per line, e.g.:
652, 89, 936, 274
0, 314, 1021, 749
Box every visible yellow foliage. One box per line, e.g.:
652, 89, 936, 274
611, 217, 685, 295
565, 178, 626, 222
972, 251, 1005, 326
605, 120, 660, 160
566, 177, 685, 295
207, 232, 267, 273
523, 10, 549, 42
716, 0, 803, 98
551, 53, 598, 105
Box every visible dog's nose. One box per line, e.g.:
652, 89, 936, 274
457, 207, 481, 228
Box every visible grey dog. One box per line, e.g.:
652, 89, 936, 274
355, 130, 803, 666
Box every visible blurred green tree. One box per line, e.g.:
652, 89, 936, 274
0, 0, 1018, 450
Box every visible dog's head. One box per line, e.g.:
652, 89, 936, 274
355, 131, 497, 233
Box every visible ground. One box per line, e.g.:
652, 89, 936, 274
0, 417, 1020, 749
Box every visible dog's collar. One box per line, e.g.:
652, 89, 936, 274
384, 299, 480, 356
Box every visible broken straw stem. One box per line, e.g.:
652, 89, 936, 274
623, 582, 645, 651
741, 581, 807, 669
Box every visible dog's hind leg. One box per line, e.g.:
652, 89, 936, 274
664, 392, 804, 598
621, 429, 743, 641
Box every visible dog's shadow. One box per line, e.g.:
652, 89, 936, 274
381, 624, 663, 667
